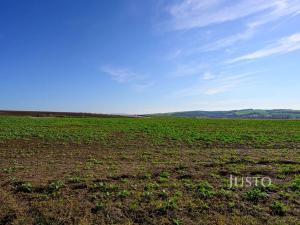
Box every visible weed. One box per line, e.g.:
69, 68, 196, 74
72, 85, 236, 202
121, 178, 129, 183
278, 191, 292, 200
141, 191, 152, 202
93, 182, 118, 193
3, 167, 16, 174
49, 180, 65, 191
16, 182, 33, 193
92, 201, 104, 213
117, 189, 130, 199
196, 200, 209, 210
270, 201, 288, 216
159, 171, 170, 183
183, 179, 195, 190
142, 173, 152, 179
68, 176, 85, 183
129, 201, 139, 211
87, 158, 102, 165
144, 182, 160, 191
245, 187, 268, 202
158, 189, 169, 200
172, 218, 182, 225
159, 196, 178, 213
195, 181, 215, 199
290, 175, 300, 191
264, 184, 279, 192
217, 188, 233, 198
228, 202, 235, 208
160, 171, 170, 178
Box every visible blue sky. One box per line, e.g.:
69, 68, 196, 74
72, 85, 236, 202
1, 0, 300, 114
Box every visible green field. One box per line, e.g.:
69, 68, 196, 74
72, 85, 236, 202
0, 116, 299, 225
1, 116, 300, 148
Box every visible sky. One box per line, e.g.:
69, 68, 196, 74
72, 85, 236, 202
1, 0, 300, 114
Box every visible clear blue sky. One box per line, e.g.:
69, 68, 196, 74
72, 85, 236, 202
1, 0, 300, 114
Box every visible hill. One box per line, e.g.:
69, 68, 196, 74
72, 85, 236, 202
148, 109, 300, 119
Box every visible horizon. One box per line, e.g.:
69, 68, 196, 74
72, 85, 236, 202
1, 1, 300, 114
1, 108, 300, 116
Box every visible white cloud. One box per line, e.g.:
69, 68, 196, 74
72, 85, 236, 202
202, 72, 215, 80
228, 32, 300, 63
132, 82, 155, 92
202, 73, 254, 95
165, 49, 182, 60
100, 65, 153, 91
170, 62, 208, 77
165, 0, 300, 52
166, 0, 293, 30
202, 84, 233, 95
172, 72, 256, 97
249, 0, 300, 27
100, 65, 143, 83
201, 24, 256, 52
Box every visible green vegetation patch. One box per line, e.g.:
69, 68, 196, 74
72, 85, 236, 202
1, 116, 300, 148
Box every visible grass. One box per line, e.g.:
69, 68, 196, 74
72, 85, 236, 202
0, 116, 300, 224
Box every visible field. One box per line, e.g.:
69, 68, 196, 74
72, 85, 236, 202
0, 116, 299, 225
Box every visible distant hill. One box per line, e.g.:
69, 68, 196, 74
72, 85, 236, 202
148, 109, 300, 119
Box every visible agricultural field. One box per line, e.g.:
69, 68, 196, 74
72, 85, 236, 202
0, 116, 299, 225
